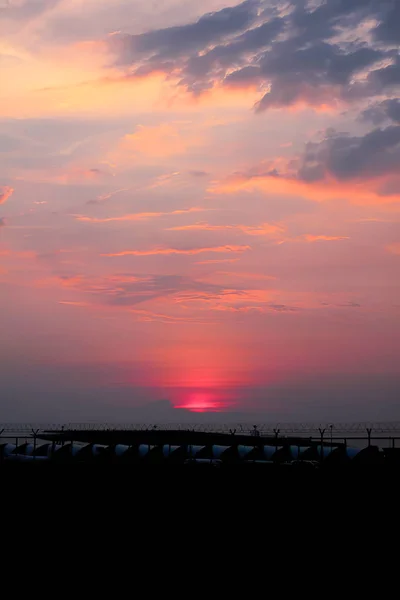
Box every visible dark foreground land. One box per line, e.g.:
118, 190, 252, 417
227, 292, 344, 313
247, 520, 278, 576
3, 429, 398, 505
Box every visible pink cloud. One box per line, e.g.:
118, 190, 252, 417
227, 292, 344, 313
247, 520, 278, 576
101, 245, 251, 257
210, 172, 400, 206
301, 235, 350, 243
167, 221, 285, 237
58, 301, 90, 307
74, 207, 210, 223
0, 186, 14, 205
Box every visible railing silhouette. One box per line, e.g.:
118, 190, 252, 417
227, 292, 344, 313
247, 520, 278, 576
2, 422, 400, 464
1, 422, 400, 435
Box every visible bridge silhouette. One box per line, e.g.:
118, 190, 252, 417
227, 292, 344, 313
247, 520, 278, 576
1, 422, 400, 465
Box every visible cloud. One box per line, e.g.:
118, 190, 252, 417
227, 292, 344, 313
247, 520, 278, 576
102, 245, 251, 257
0, 186, 14, 205
171, 222, 348, 244
302, 235, 349, 242
373, 1, 400, 44
111, 0, 260, 63
58, 301, 89, 307
211, 170, 400, 204
171, 286, 283, 310
340, 302, 361, 308
321, 301, 362, 308
253, 42, 386, 111
46, 272, 254, 308
362, 99, 400, 125
74, 207, 210, 223
266, 303, 298, 313
181, 14, 284, 94
106, 0, 398, 111
368, 55, 400, 89
129, 309, 215, 325
211, 301, 298, 313
86, 188, 128, 206
175, 222, 348, 244
211, 125, 400, 204
167, 221, 285, 237
297, 126, 400, 183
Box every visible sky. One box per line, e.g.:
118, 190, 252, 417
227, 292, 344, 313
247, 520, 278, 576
0, 0, 399, 423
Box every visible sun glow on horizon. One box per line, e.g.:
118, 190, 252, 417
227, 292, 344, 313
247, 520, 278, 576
174, 392, 234, 413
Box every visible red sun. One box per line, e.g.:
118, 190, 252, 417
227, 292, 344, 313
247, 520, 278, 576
175, 392, 226, 413
174, 391, 236, 413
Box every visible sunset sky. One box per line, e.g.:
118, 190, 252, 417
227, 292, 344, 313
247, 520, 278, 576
1, 0, 399, 422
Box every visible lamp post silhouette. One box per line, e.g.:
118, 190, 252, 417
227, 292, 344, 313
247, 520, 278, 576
319, 427, 326, 462
367, 427, 372, 447
273, 427, 280, 458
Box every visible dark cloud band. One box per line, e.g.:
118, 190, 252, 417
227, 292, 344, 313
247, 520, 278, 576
108, 0, 400, 109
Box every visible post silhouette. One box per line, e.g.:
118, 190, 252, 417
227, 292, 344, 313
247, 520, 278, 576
319, 428, 326, 462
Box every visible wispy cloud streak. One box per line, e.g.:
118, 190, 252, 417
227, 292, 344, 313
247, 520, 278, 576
102, 245, 251, 257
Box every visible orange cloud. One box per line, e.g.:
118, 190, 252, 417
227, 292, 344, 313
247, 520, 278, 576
59, 301, 90, 307
210, 173, 400, 205
0, 186, 14, 205
173, 288, 278, 309
168, 222, 285, 237
102, 245, 251, 257
169, 222, 347, 244
242, 223, 286, 236
386, 243, 400, 255
145, 172, 182, 190
74, 207, 210, 223
302, 235, 350, 242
